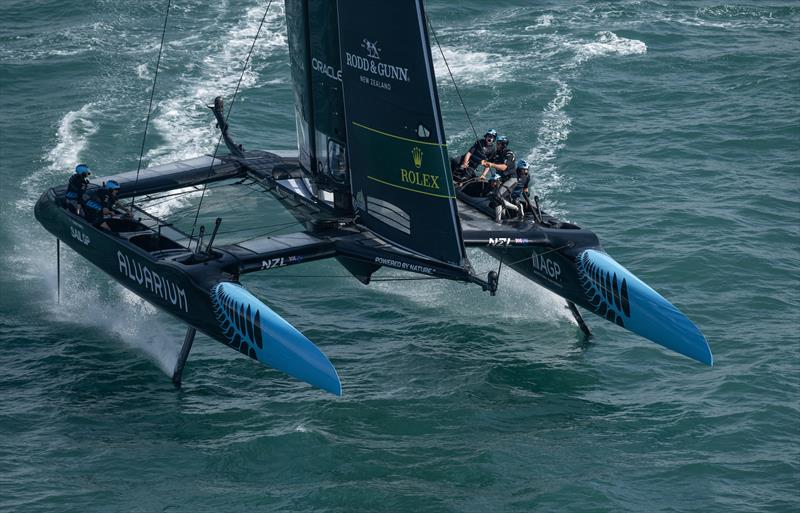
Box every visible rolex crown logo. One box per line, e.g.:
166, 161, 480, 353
412, 147, 423, 169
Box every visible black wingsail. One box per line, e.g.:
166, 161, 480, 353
285, 0, 351, 208
336, 0, 466, 266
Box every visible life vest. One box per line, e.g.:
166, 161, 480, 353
66, 174, 89, 200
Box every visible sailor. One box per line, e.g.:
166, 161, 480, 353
512, 159, 531, 205
65, 164, 91, 214
482, 137, 521, 221
84, 180, 127, 229
479, 135, 515, 181
512, 159, 540, 221
457, 129, 497, 178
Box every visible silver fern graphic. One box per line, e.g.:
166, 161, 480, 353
577, 250, 631, 327
211, 283, 263, 360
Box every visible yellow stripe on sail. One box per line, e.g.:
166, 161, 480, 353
367, 176, 454, 199
352, 122, 448, 148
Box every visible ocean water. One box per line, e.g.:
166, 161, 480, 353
1, 1, 798, 511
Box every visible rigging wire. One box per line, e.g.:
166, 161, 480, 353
427, 16, 479, 142
230, 220, 304, 245
188, 0, 273, 245
129, 0, 172, 211
255, 274, 447, 282
140, 182, 257, 212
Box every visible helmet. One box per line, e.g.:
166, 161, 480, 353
105, 180, 120, 190
75, 164, 90, 175
497, 135, 509, 145
484, 129, 497, 138
516, 159, 529, 170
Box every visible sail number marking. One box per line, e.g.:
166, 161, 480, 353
488, 238, 531, 246
260, 256, 304, 270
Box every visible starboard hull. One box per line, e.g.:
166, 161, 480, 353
482, 234, 711, 366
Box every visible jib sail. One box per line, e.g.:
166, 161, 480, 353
336, 0, 466, 266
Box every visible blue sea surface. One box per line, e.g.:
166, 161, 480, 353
1, 1, 798, 511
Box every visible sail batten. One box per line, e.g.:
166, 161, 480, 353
337, 0, 466, 266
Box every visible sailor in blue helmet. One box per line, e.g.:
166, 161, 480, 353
512, 159, 531, 203
512, 159, 540, 222
65, 164, 91, 215
457, 129, 497, 178
482, 138, 521, 222
479, 135, 515, 181
84, 180, 126, 229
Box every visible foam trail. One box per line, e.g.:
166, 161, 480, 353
431, 46, 510, 86
17, 103, 98, 212
523, 79, 573, 217
522, 31, 646, 218
145, 3, 286, 165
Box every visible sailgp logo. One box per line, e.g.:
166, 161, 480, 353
532, 251, 562, 285
345, 35, 410, 91
362, 39, 381, 59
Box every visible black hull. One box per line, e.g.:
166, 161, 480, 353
34, 187, 343, 394
35, 189, 236, 345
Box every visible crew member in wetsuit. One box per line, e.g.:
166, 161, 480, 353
65, 164, 91, 214
84, 180, 127, 229
484, 136, 521, 222
479, 135, 515, 181
457, 129, 497, 178
512, 160, 531, 206
512, 159, 539, 221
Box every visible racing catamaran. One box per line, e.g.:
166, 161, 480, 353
35, 0, 712, 396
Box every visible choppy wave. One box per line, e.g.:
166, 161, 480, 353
16, 103, 99, 212
435, 19, 646, 220
571, 31, 647, 66
432, 47, 511, 86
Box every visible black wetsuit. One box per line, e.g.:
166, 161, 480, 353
490, 152, 525, 221
65, 173, 89, 210
491, 148, 516, 175
491, 148, 517, 202
465, 138, 496, 170
512, 173, 530, 199
512, 172, 532, 211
